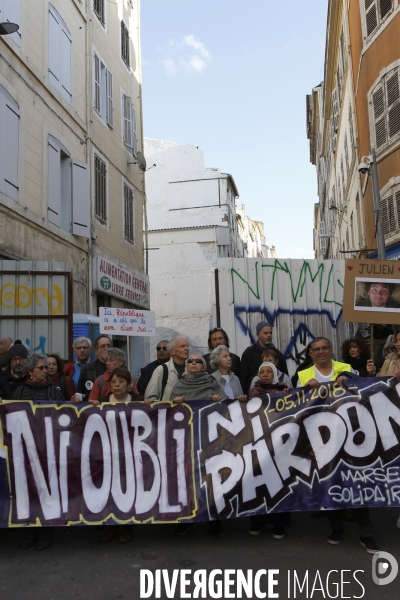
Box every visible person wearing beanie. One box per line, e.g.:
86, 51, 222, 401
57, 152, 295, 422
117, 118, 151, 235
240, 321, 287, 394
0, 340, 29, 399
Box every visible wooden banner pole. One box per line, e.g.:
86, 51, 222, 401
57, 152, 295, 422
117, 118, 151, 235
370, 323, 374, 362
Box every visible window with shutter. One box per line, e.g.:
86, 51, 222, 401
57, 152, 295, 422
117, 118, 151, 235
124, 183, 134, 243
122, 94, 134, 151
94, 154, 107, 223
364, 0, 393, 38
93, 0, 105, 26
381, 185, 400, 238
371, 67, 400, 151
0, 86, 19, 202
121, 21, 130, 68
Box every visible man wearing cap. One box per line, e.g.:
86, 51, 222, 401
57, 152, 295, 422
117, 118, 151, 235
0, 340, 29, 399
240, 321, 287, 394
136, 340, 170, 395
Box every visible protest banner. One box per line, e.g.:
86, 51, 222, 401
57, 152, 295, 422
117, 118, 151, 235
99, 307, 155, 336
0, 377, 400, 528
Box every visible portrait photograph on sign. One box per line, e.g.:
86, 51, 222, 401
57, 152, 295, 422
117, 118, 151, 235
354, 279, 400, 313
343, 259, 400, 325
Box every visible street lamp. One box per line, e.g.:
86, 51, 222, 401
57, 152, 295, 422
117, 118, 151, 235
0, 22, 19, 36
358, 149, 386, 260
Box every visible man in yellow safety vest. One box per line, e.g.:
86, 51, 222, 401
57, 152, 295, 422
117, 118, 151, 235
297, 337, 353, 388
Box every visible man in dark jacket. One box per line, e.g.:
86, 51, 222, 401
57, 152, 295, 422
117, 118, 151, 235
137, 340, 170, 395
0, 341, 29, 398
76, 335, 112, 399
203, 328, 241, 377
240, 321, 287, 394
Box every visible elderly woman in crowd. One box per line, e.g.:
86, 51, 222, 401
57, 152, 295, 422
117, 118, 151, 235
209, 345, 247, 401
171, 354, 227, 538
47, 353, 75, 400
170, 354, 228, 404
71, 348, 138, 404
11, 353, 64, 401
249, 362, 289, 401
250, 349, 292, 391
341, 338, 376, 378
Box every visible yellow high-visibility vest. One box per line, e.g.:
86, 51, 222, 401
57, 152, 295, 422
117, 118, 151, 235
298, 361, 352, 387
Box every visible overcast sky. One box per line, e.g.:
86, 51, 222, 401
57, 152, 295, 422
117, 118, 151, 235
141, 1, 328, 258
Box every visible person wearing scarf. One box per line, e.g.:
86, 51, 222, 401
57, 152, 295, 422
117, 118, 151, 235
248, 360, 290, 538
249, 362, 289, 400
170, 354, 228, 403
171, 353, 227, 538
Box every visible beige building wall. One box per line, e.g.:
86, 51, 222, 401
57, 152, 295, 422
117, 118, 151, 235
0, 0, 146, 317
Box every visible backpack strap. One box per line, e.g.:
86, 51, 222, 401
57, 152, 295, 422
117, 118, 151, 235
98, 375, 104, 394
160, 364, 169, 400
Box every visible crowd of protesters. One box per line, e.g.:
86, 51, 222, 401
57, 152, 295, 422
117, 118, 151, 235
0, 319, 399, 553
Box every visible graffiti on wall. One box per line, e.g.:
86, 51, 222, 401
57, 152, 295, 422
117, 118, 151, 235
218, 258, 349, 376
0, 284, 64, 315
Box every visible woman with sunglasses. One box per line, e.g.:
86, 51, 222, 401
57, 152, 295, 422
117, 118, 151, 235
171, 353, 227, 538
11, 353, 64, 401
170, 354, 228, 404
10, 353, 63, 551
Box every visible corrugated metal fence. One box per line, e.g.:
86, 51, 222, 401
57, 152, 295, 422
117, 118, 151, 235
217, 258, 350, 376
0, 261, 72, 359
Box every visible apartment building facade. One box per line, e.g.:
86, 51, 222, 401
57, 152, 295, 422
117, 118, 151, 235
308, 0, 400, 261
308, 1, 367, 260
0, 0, 147, 321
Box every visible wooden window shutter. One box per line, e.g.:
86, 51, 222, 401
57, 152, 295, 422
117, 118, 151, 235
380, 0, 393, 20
48, 7, 61, 89
48, 140, 61, 226
365, 0, 378, 36
372, 85, 387, 148
0, 89, 20, 201
60, 26, 72, 102
106, 70, 113, 127
386, 70, 400, 140
395, 188, 400, 230
94, 54, 101, 112
131, 103, 138, 157
71, 159, 90, 237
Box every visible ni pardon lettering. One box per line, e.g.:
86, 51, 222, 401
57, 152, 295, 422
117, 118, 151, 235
0, 377, 400, 527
